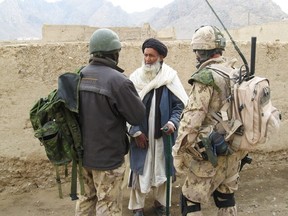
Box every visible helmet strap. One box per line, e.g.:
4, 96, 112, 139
195, 49, 222, 66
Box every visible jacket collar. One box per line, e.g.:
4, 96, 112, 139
89, 57, 124, 73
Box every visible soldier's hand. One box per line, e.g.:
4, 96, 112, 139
161, 122, 175, 135
135, 133, 149, 149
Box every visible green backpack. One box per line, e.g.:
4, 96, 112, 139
30, 70, 85, 200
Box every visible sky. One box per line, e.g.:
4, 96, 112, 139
45, 0, 288, 14
107, 0, 174, 13
0, 0, 287, 14
272, 0, 288, 14
109, 0, 288, 14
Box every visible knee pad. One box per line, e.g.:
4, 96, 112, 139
180, 193, 201, 216
213, 190, 235, 208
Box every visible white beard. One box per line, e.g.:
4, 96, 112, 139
140, 60, 162, 82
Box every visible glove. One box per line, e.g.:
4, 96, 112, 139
209, 131, 232, 156
135, 133, 149, 149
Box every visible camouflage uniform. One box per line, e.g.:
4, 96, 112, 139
75, 162, 126, 216
173, 56, 247, 216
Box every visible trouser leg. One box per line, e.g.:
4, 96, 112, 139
75, 168, 97, 216
153, 179, 172, 207
75, 163, 125, 216
95, 164, 125, 216
217, 206, 237, 216
128, 188, 146, 210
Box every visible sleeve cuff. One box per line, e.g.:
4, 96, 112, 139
131, 131, 142, 138
168, 121, 176, 130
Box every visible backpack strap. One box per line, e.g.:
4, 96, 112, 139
55, 165, 63, 199
210, 111, 231, 133
61, 108, 85, 200
210, 110, 243, 152
69, 146, 85, 201
70, 158, 79, 200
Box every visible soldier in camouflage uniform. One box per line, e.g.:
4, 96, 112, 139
172, 25, 247, 216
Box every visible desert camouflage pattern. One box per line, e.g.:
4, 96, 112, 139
75, 163, 126, 216
183, 151, 246, 216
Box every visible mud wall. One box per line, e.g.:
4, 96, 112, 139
42, 23, 161, 42
226, 20, 288, 42
0, 41, 287, 161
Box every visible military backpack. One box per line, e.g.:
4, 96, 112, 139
208, 63, 281, 152
30, 69, 85, 200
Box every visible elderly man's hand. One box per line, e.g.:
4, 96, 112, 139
135, 133, 149, 149
161, 122, 175, 135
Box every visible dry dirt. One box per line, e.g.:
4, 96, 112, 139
1, 152, 288, 216
0, 37, 287, 216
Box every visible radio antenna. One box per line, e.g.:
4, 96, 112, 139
204, 0, 250, 76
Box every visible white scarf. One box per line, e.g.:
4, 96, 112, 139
130, 63, 188, 106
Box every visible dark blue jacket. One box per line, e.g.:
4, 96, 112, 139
79, 58, 145, 170
129, 86, 184, 175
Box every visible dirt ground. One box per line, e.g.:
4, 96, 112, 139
1, 151, 287, 216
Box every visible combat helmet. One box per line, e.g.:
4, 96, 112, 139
191, 25, 226, 51
89, 28, 121, 55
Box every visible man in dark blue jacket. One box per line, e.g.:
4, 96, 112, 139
128, 38, 188, 216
